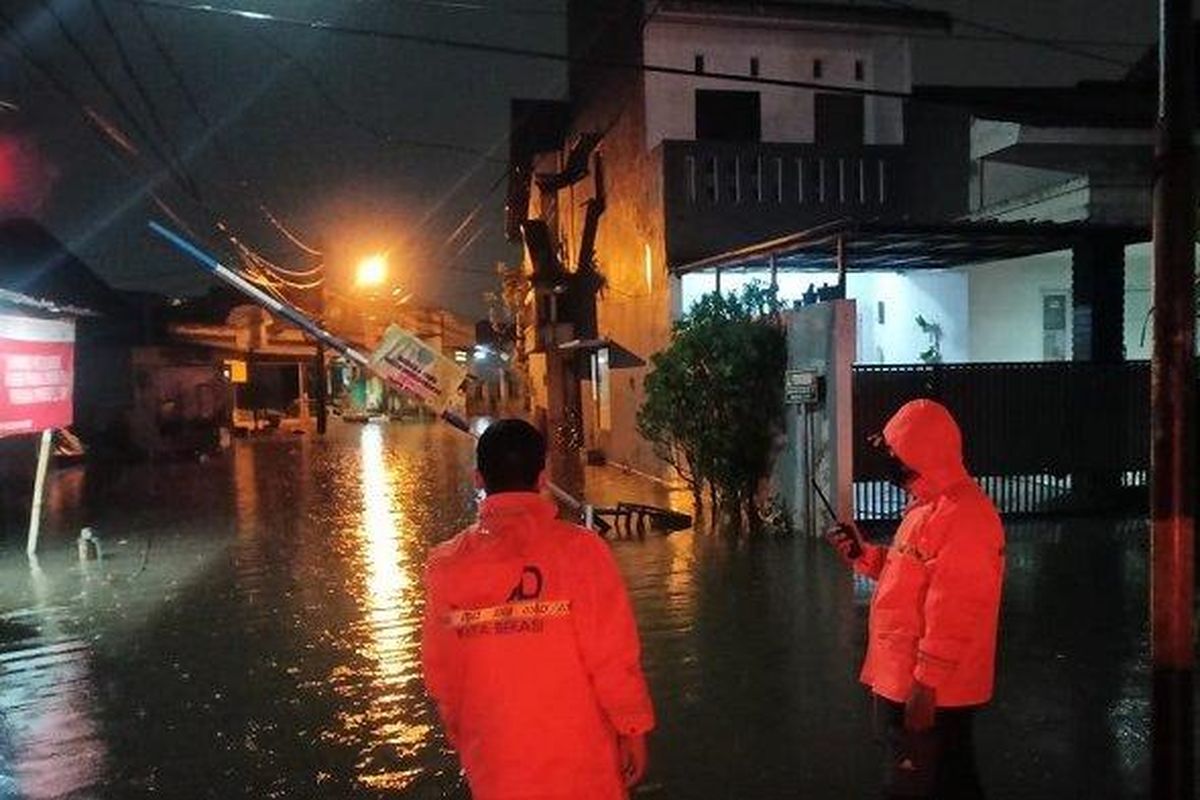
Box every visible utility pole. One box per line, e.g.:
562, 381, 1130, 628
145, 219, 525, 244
1151, 0, 1196, 796
315, 339, 328, 435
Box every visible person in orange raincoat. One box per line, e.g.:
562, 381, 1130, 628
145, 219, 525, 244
421, 419, 655, 800
828, 399, 1005, 799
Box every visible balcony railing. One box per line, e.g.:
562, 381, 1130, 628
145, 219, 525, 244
671, 142, 901, 208
660, 140, 911, 265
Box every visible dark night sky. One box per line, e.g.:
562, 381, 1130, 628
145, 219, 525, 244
0, 1, 1160, 319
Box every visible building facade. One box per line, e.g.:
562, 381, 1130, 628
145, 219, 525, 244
508, 0, 952, 476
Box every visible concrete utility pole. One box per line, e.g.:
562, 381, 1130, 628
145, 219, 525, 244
1151, 0, 1196, 796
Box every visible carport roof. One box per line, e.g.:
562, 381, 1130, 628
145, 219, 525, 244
672, 219, 1150, 275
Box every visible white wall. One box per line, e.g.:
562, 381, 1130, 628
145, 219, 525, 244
850, 271, 969, 364
968, 252, 1071, 362
1122, 242, 1200, 359
1124, 244, 1152, 360
642, 19, 910, 149
679, 268, 969, 364
678, 243, 1185, 366
966, 243, 1186, 363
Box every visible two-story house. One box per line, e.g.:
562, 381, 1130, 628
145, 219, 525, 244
507, 0, 955, 477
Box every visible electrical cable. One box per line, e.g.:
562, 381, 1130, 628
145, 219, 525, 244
117, 0, 912, 101
116, 0, 1138, 101
88, 0, 199, 198
127, 0, 324, 259
257, 204, 322, 257
46, 2, 324, 295
872, 0, 1133, 68
432, 0, 653, 269
1, 8, 318, 319
248, 26, 504, 162
36, 0, 198, 197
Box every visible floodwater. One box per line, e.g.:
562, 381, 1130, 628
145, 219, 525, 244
0, 421, 1166, 798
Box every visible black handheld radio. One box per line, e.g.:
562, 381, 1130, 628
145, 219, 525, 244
812, 478, 862, 559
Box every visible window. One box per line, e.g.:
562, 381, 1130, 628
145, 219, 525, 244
694, 53, 705, 73
695, 89, 762, 141
815, 92, 865, 146
855, 59, 865, 81
750, 56, 760, 77
877, 301, 886, 325
812, 58, 824, 79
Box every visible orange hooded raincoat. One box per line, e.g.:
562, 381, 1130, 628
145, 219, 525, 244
421, 492, 655, 800
853, 399, 1005, 707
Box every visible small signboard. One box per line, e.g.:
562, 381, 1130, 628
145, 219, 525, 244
784, 368, 821, 406
0, 314, 75, 438
223, 358, 248, 384
369, 324, 468, 415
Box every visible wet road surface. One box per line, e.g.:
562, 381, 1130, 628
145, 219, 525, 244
0, 421, 1171, 798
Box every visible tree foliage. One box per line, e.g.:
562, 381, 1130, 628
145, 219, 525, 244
638, 283, 787, 531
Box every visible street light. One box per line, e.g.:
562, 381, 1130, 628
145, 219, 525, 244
356, 253, 388, 288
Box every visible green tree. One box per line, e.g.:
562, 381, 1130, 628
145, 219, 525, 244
638, 283, 787, 532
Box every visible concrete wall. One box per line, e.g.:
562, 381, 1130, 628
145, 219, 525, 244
1124, 245, 1152, 360
850, 271, 969, 364
556, 65, 675, 478
967, 253, 1072, 362
643, 20, 909, 149
965, 244, 1169, 363
676, 251, 1168, 367
773, 300, 856, 532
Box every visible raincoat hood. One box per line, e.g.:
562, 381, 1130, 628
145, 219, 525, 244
882, 399, 971, 500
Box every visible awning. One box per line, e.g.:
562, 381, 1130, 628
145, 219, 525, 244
0, 288, 93, 317
558, 338, 645, 369
673, 218, 1149, 275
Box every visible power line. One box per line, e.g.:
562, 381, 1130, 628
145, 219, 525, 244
117, 0, 916, 102
248, 26, 503, 162
874, 0, 1133, 68
127, 1, 325, 259
126, 0, 249, 188
438, 0, 657, 270
0, 19, 316, 309
69, 2, 325, 287
35, 0, 198, 196
904, 29, 1151, 50
1, 7, 307, 299
88, 0, 199, 198
378, 0, 567, 17
118, 0, 1137, 92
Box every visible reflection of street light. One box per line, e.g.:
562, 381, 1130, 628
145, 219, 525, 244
356, 253, 388, 288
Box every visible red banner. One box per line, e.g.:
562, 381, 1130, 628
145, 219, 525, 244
0, 314, 75, 438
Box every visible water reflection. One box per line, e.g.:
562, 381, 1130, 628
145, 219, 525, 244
351, 423, 429, 791
0, 423, 1167, 799
0, 563, 104, 800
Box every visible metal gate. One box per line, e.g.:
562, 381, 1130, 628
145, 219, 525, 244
853, 361, 1150, 520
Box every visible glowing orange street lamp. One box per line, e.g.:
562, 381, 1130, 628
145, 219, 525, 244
356, 253, 388, 288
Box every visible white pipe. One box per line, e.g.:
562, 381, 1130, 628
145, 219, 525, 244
26, 428, 52, 559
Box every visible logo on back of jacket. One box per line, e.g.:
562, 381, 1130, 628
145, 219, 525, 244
446, 565, 571, 638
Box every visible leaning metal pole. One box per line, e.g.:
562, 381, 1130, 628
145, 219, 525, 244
1152, 0, 1196, 796
148, 221, 593, 521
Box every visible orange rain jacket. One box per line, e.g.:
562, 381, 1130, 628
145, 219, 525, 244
853, 399, 1005, 708
421, 492, 655, 800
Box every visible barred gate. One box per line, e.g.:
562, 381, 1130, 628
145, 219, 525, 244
853, 362, 1150, 520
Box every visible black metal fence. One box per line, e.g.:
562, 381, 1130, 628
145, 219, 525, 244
853, 361, 1151, 520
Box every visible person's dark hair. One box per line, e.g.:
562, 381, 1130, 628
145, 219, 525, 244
476, 418, 546, 494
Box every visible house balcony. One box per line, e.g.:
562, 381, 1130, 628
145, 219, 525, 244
660, 140, 915, 267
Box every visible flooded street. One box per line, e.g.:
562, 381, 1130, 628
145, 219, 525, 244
0, 421, 1166, 798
